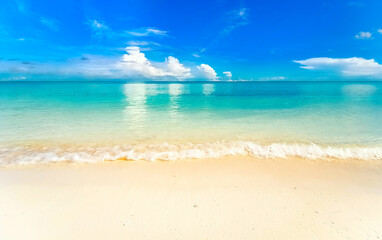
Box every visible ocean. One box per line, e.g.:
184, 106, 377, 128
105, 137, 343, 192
1, 81, 382, 165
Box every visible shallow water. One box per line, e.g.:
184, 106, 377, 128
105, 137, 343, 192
1, 81, 382, 164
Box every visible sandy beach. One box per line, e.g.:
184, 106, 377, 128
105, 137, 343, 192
2, 0, 382, 238
1, 157, 382, 239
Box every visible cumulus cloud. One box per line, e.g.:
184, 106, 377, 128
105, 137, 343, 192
118, 46, 165, 77
294, 57, 382, 77
355, 31, 372, 39
165, 56, 192, 79
197, 64, 218, 80
127, 27, 167, 37
117, 47, 191, 79
223, 71, 232, 80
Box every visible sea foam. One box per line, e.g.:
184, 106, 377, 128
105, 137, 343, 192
1, 141, 382, 165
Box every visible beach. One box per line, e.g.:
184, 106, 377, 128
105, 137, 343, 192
1, 81, 382, 239
1, 157, 382, 240
2, 0, 382, 238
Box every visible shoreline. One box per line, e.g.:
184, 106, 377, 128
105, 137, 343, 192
1, 157, 382, 239
2, 140, 382, 165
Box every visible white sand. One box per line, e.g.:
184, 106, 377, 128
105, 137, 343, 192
1, 157, 382, 239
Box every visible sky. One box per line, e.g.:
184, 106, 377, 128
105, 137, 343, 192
1, 0, 382, 81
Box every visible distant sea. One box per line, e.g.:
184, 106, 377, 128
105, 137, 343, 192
1, 81, 382, 165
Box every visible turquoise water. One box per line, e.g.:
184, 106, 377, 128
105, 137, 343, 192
1, 81, 382, 164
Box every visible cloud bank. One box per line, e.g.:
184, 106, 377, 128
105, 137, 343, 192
294, 57, 382, 77
0, 47, 222, 81
260, 76, 286, 81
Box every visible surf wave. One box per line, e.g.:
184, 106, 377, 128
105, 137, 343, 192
1, 141, 382, 165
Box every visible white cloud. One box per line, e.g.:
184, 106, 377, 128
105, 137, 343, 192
87, 20, 111, 38
86, 22, 167, 40
127, 41, 159, 46
39, 17, 58, 31
1, 76, 27, 81
197, 64, 218, 80
238, 8, 248, 17
223, 8, 250, 34
378, 29, 382, 34
127, 27, 167, 37
90, 20, 109, 30
200, 8, 249, 54
192, 53, 200, 58
223, 71, 232, 79
0, 47, 225, 80
117, 47, 191, 79
118, 46, 165, 77
294, 57, 382, 77
355, 31, 372, 39
147, 28, 167, 35
165, 56, 192, 79
260, 76, 285, 81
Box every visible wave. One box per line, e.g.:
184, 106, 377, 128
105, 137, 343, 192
1, 141, 382, 165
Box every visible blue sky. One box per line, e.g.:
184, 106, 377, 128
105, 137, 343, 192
1, 0, 382, 81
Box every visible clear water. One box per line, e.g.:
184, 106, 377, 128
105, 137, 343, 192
1, 81, 382, 164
